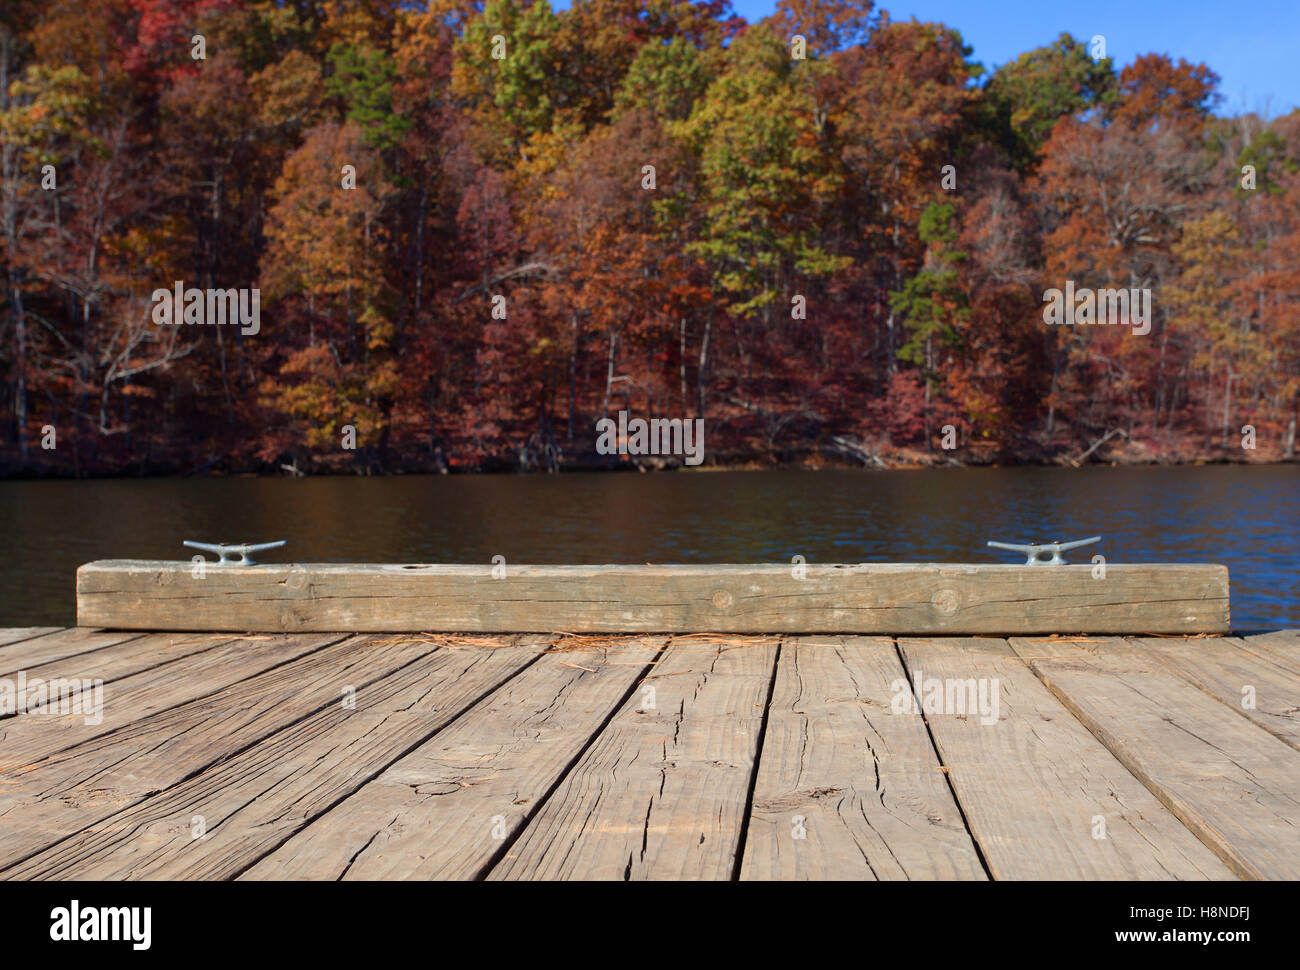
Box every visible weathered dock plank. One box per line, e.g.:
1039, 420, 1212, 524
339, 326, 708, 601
4, 637, 543, 880
76, 560, 1230, 635
244, 637, 665, 880
898, 637, 1236, 880
488, 636, 778, 880
0, 634, 449, 872
0, 627, 143, 679
740, 636, 986, 880
0, 633, 344, 772
1235, 630, 1300, 674
1137, 636, 1300, 752
0, 628, 62, 649
0, 626, 1294, 881
1011, 636, 1300, 880
4, 632, 229, 695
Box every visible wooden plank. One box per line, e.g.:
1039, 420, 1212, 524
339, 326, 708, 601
898, 637, 1236, 880
1235, 630, 1300, 674
1010, 636, 1300, 880
3, 632, 237, 699
487, 636, 778, 880
0, 633, 469, 872
76, 560, 1230, 634
243, 638, 665, 880
740, 636, 986, 880
4, 638, 543, 880
1137, 637, 1300, 752
0, 633, 344, 772
0, 628, 63, 648
0, 627, 144, 679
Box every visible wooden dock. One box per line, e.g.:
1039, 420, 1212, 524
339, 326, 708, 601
0, 625, 1296, 880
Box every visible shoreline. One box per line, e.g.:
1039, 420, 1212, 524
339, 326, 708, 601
1, 448, 1296, 481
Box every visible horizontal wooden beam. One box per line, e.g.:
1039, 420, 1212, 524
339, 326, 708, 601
76, 561, 1230, 635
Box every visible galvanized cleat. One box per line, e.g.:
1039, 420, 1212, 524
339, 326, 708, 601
986, 536, 1101, 566
183, 540, 287, 565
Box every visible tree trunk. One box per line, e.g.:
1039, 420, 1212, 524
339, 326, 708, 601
1220, 370, 1235, 449
413, 182, 427, 320
1045, 346, 1059, 436
697, 317, 711, 419
568, 313, 577, 442
679, 317, 687, 409
8, 267, 27, 459
602, 330, 617, 416
924, 334, 933, 450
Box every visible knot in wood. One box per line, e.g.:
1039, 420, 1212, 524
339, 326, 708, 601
931, 589, 959, 615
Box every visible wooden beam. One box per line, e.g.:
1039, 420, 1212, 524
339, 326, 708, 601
76, 560, 1230, 635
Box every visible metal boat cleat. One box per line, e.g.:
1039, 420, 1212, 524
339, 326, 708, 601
183, 540, 287, 565
986, 536, 1101, 565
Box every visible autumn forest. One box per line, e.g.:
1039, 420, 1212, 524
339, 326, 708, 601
2, 0, 1298, 475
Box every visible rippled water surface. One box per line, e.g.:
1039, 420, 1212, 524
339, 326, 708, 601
1, 465, 1295, 629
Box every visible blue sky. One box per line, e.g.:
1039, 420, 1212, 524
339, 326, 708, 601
553, 0, 1300, 117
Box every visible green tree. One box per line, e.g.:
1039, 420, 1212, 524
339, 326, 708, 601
981, 32, 1116, 171
671, 22, 848, 322
326, 42, 411, 153
891, 202, 968, 372
613, 37, 717, 123
453, 0, 569, 154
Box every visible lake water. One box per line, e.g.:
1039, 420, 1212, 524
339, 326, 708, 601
1, 465, 1296, 630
